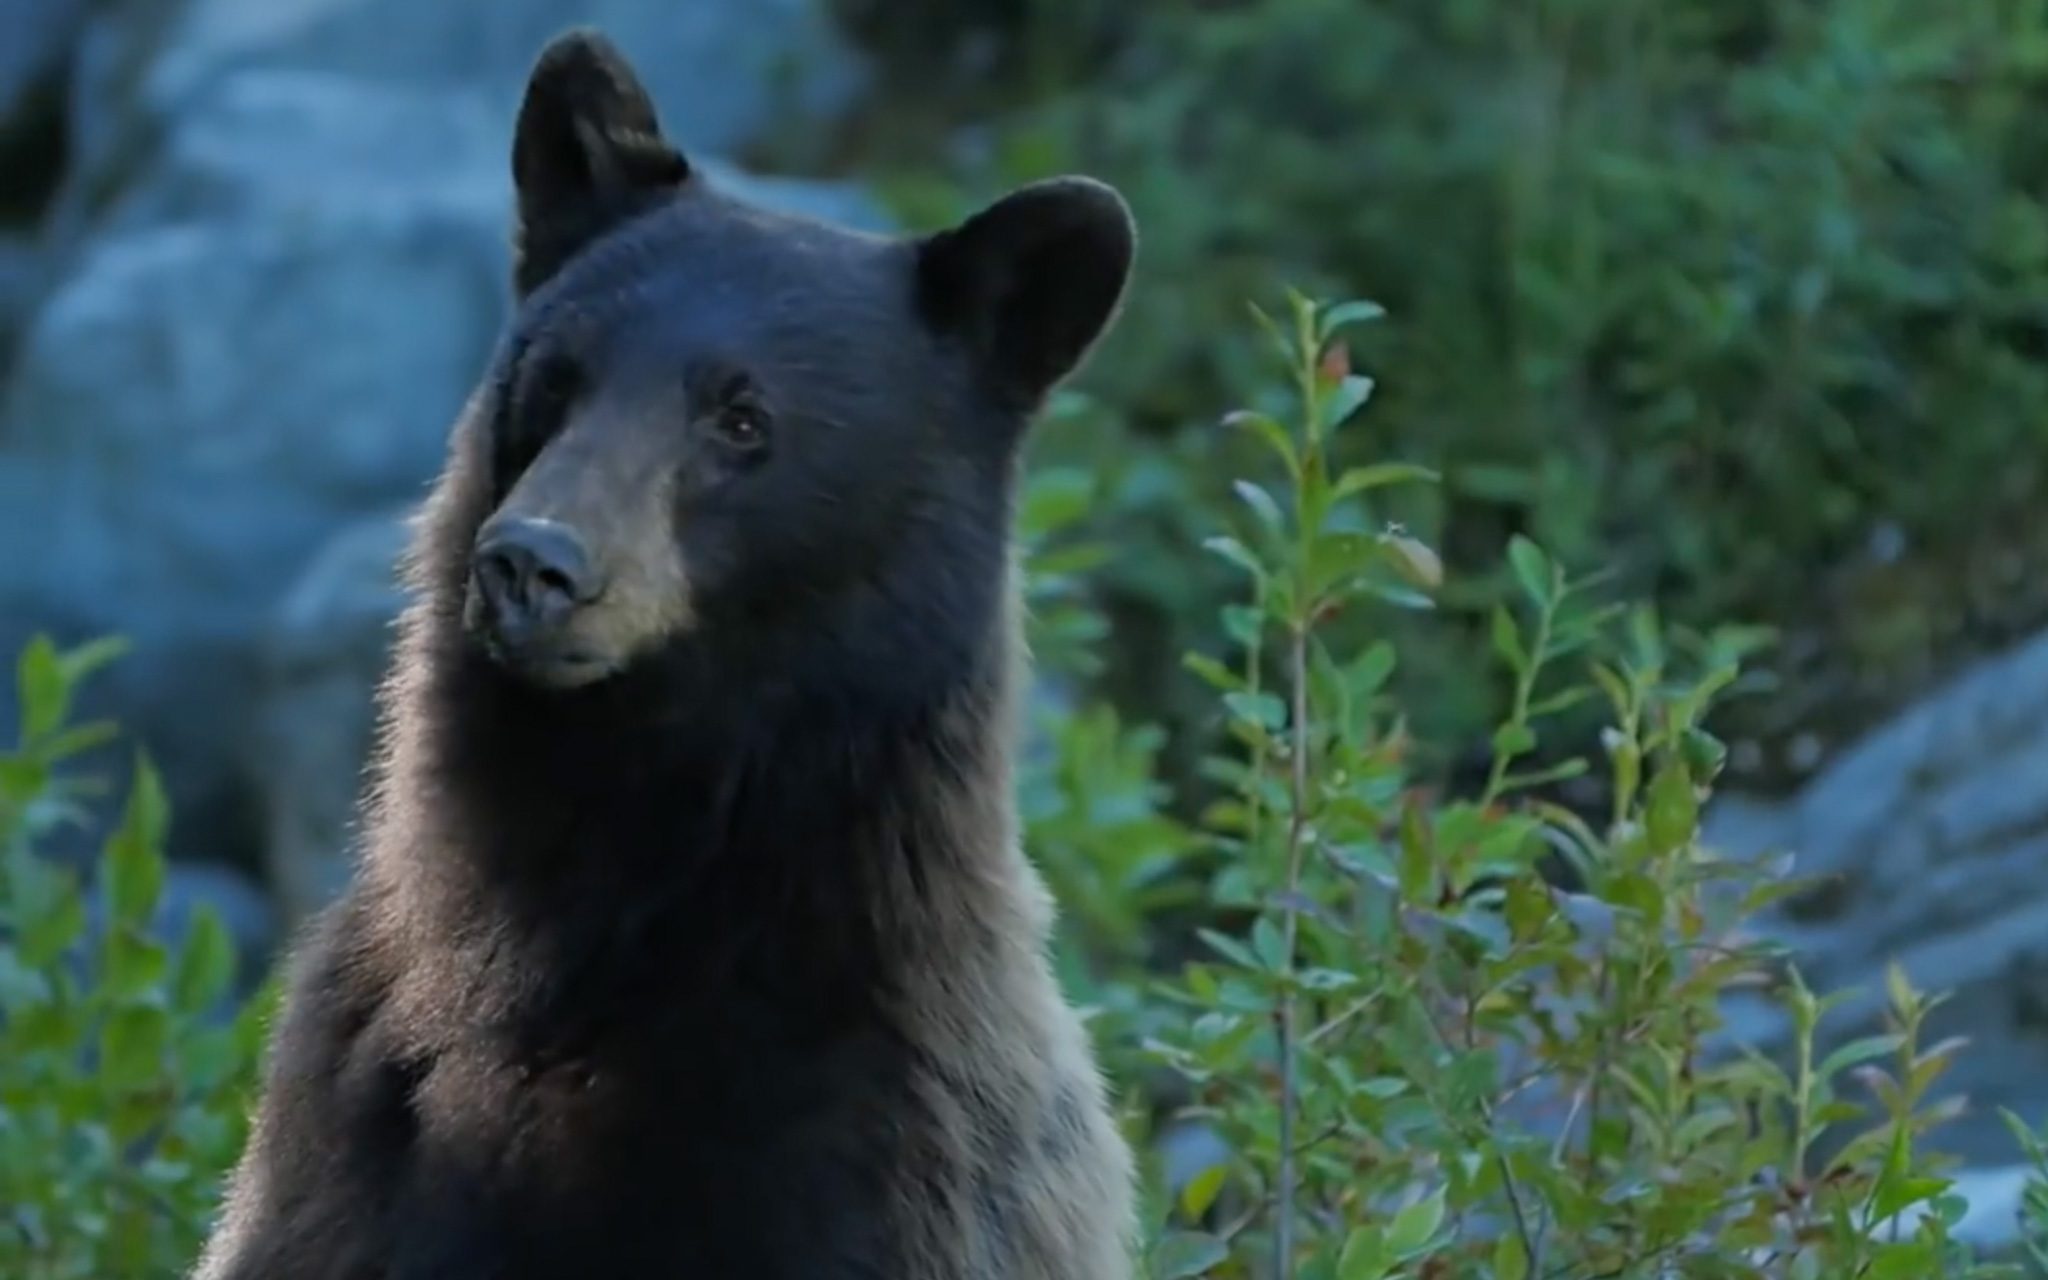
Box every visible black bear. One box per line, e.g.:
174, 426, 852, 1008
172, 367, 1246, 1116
192, 27, 1138, 1280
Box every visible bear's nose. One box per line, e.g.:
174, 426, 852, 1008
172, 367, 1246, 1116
472, 518, 601, 634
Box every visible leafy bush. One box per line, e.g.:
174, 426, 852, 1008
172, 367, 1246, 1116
0, 638, 269, 1280
1018, 293, 2040, 1277
844, 0, 2048, 785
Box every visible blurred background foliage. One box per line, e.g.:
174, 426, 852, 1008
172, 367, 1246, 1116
789, 0, 2048, 798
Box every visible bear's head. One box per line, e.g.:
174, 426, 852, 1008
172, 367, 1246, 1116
440, 29, 1133, 709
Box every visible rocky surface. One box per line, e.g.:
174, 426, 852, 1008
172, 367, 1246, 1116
0, 112, 507, 867
1707, 626, 2048, 1169
0, 231, 45, 362
141, 0, 864, 158
0, 0, 86, 141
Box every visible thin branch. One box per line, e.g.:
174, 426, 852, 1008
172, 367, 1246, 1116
1413, 989, 1545, 1275
1272, 619, 1312, 1279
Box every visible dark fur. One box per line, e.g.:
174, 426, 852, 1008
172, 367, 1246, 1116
193, 28, 1136, 1280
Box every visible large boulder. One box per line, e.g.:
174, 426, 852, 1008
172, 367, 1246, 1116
141, 0, 864, 159
106, 67, 505, 231
0, 0, 86, 139
0, 231, 46, 366
0, 70, 508, 867
42, 0, 187, 239
1706, 627, 2048, 1164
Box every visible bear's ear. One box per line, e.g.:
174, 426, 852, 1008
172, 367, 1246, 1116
915, 177, 1136, 407
511, 28, 690, 296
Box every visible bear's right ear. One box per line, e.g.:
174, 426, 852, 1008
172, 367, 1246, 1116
914, 177, 1136, 410
511, 28, 690, 297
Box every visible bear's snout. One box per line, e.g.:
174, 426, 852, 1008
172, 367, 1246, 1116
469, 516, 607, 682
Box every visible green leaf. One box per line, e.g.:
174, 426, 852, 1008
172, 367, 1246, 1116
1504, 877, 1554, 942
1223, 691, 1285, 732
57, 635, 131, 685
105, 755, 170, 927
1399, 803, 1434, 903
1183, 653, 1245, 693
20, 882, 87, 968
39, 718, 121, 764
99, 1004, 170, 1093
1338, 1226, 1389, 1280
1251, 916, 1289, 971
1317, 298, 1387, 341
1680, 726, 1728, 781
1644, 761, 1698, 853
1493, 1230, 1529, 1280
1246, 298, 1295, 368
17, 634, 67, 745
1202, 535, 1264, 580
1386, 1186, 1445, 1255
1490, 605, 1527, 674
1365, 581, 1436, 611
1819, 1034, 1906, 1082
1232, 480, 1286, 534
1348, 641, 1396, 698
0, 951, 53, 1007
1333, 463, 1439, 501
1196, 929, 1260, 971
1221, 606, 1264, 648
1320, 374, 1376, 433
1179, 1163, 1227, 1221
173, 908, 237, 1014
1018, 468, 1095, 539
1307, 531, 1389, 598
1223, 409, 1299, 479
1498, 758, 1589, 793
1153, 1230, 1230, 1278
1492, 722, 1536, 758
1506, 536, 1554, 607
1380, 534, 1442, 591
1872, 1174, 1952, 1223
104, 930, 168, 1000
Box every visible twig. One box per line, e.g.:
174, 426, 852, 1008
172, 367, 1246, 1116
1413, 989, 1545, 1275
1272, 620, 1312, 1279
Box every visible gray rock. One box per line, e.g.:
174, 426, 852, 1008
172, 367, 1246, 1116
1704, 627, 2048, 1163
1153, 1121, 1232, 1200
107, 68, 505, 233
0, 230, 46, 365
96, 65, 892, 238
45, 0, 187, 237
250, 511, 411, 926
142, 0, 864, 159
0, 0, 86, 134
1941, 1164, 2034, 1252
0, 72, 508, 867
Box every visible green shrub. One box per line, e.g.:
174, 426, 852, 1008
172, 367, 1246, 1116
850, 0, 2048, 783
1018, 293, 2036, 1277
0, 638, 270, 1280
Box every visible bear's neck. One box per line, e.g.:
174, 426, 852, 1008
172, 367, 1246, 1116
363, 581, 1028, 1032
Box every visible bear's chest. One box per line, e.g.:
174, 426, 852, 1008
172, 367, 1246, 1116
353, 1000, 920, 1278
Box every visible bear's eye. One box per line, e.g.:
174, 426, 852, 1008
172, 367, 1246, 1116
710, 401, 770, 452
529, 360, 581, 417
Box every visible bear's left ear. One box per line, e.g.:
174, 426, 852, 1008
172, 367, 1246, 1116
915, 177, 1136, 407
511, 28, 691, 296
